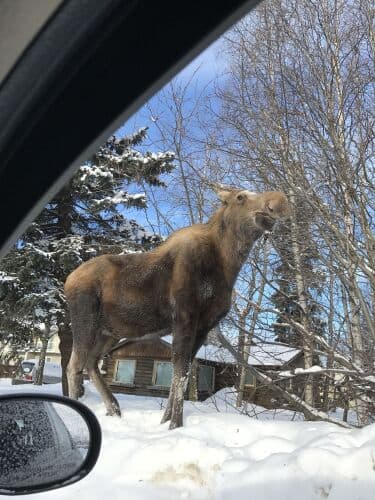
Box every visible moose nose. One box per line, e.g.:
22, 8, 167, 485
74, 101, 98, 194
255, 212, 276, 231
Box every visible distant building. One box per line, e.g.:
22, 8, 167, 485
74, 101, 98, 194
102, 335, 304, 408
23, 333, 61, 364
0, 334, 61, 377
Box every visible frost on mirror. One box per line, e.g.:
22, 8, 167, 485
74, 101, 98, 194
0, 399, 90, 490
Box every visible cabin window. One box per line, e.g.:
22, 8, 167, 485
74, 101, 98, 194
153, 361, 173, 387
114, 359, 136, 384
244, 370, 256, 387
198, 365, 215, 391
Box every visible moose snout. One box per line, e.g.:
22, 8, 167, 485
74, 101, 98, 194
263, 192, 290, 220
255, 212, 276, 231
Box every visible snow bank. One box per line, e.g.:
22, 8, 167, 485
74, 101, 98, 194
1, 380, 374, 500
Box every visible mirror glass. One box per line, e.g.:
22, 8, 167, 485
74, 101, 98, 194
0, 398, 90, 490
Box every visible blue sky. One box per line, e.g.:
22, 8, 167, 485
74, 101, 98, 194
115, 37, 228, 235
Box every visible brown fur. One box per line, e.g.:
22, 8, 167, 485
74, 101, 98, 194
64, 189, 289, 428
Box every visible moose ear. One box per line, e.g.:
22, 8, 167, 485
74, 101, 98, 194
217, 190, 232, 204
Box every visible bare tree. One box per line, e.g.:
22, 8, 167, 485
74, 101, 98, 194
142, 74, 215, 234
233, 241, 269, 407
211, 0, 374, 423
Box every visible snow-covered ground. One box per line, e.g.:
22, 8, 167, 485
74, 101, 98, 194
1, 379, 375, 500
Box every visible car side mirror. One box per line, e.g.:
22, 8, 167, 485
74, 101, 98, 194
0, 394, 101, 495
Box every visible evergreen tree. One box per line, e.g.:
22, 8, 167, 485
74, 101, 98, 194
0, 128, 175, 376
26, 127, 173, 243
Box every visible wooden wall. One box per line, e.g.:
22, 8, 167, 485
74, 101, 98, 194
103, 340, 306, 409
103, 340, 172, 398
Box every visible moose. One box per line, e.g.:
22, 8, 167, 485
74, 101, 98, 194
64, 189, 289, 429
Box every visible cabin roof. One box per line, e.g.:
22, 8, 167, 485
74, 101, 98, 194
161, 335, 301, 366
195, 342, 301, 366
109, 335, 301, 367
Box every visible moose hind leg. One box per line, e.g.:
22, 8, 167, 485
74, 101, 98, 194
67, 348, 88, 400
67, 289, 100, 400
86, 336, 121, 416
88, 363, 121, 416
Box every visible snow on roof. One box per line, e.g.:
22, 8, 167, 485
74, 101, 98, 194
196, 343, 301, 366
161, 335, 301, 367
247, 344, 301, 366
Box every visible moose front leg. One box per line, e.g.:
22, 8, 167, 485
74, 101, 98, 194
161, 324, 195, 429
169, 354, 191, 430
161, 330, 205, 427
160, 384, 175, 425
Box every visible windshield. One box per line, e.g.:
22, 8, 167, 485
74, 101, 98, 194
0, 0, 374, 499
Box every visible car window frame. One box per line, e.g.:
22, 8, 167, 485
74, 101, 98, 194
0, 0, 261, 259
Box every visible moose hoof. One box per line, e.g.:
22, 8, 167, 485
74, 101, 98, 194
168, 421, 181, 430
106, 409, 121, 417
168, 418, 183, 430
106, 402, 121, 417
160, 413, 171, 424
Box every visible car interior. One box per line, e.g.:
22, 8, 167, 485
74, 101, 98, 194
2, 0, 373, 497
